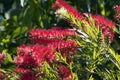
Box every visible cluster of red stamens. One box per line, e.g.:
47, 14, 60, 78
53, 0, 85, 21
92, 15, 115, 42
113, 5, 120, 22
29, 27, 76, 44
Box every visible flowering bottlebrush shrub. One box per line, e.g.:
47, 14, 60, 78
0, 0, 120, 80
13, 26, 77, 80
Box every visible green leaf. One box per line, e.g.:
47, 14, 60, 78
89, 75, 94, 80
12, 26, 28, 38
6, 53, 13, 62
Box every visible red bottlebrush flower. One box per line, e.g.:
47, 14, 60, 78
55, 0, 85, 20
47, 40, 78, 55
103, 28, 114, 42
15, 44, 56, 68
22, 54, 36, 66
31, 44, 56, 63
58, 65, 71, 79
113, 5, 120, 22
14, 56, 24, 65
93, 15, 115, 28
19, 72, 37, 80
113, 5, 120, 14
0, 53, 5, 63
14, 54, 37, 68
17, 44, 31, 56
29, 27, 76, 44
92, 15, 115, 42
29, 38, 58, 44
15, 65, 30, 74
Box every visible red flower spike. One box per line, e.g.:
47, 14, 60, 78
15, 44, 56, 79
58, 65, 71, 79
29, 27, 76, 44
17, 44, 31, 56
55, 0, 85, 20
22, 54, 37, 67
18, 72, 37, 80
103, 28, 114, 42
31, 44, 56, 64
14, 56, 24, 65
93, 15, 115, 28
14, 54, 37, 69
113, 5, 120, 22
47, 40, 78, 55
15, 66, 30, 74
15, 44, 56, 68
92, 15, 115, 42
113, 5, 120, 14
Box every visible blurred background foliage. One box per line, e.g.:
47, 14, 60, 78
0, 0, 120, 74
0, 0, 55, 54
